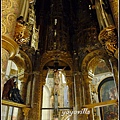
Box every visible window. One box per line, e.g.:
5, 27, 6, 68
42, 69, 69, 120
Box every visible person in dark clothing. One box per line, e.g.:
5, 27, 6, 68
9, 82, 24, 104
2, 76, 16, 100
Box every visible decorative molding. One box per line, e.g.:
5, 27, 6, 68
40, 51, 73, 72
22, 108, 31, 117
2, 0, 20, 38
2, 100, 30, 108
98, 25, 118, 58
2, 35, 19, 59
82, 99, 118, 109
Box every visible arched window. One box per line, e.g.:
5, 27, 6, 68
41, 68, 69, 120
98, 77, 118, 120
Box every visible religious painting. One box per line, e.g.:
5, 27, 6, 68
98, 77, 118, 120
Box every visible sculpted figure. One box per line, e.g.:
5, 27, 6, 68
9, 82, 24, 104
14, 16, 29, 45
2, 76, 16, 100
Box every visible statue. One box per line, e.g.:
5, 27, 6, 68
2, 76, 16, 100
14, 16, 29, 45
9, 82, 24, 104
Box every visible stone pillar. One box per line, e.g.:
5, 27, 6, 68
67, 79, 74, 120
39, 77, 45, 120
21, 81, 28, 103
83, 75, 93, 120
27, 73, 44, 120
17, 80, 27, 120
73, 72, 84, 120
108, 0, 118, 30
2, 0, 20, 93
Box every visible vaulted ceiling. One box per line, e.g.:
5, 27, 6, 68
34, 0, 99, 69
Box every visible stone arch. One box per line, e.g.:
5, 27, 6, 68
81, 49, 111, 105
39, 51, 73, 72
11, 54, 25, 77
31, 51, 73, 120
11, 50, 32, 83
81, 49, 111, 78
39, 51, 73, 84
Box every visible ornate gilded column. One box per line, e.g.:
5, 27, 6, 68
108, 0, 118, 30
2, 0, 20, 93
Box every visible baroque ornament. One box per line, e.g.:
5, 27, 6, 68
14, 17, 30, 45
98, 26, 118, 57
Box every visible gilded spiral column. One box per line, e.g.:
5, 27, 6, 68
2, 0, 20, 93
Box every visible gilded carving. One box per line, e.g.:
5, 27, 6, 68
40, 51, 73, 72
22, 108, 30, 117
2, 35, 19, 59
98, 26, 118, 57
7, 13, 16, 37
14, 22, 29, 45
2, 0, 20, 38
2, 23, 6, 35
2, 0, 12, 10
